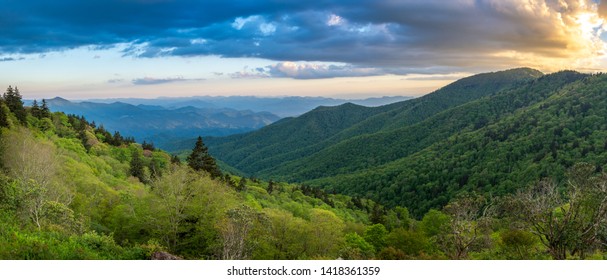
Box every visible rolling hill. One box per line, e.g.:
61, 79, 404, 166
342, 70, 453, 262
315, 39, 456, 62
205, 68, 606, 217
206, 68, 544, 177
4, 70, 607, 260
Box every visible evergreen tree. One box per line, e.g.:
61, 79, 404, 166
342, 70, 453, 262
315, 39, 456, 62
40, 99, 51, 119
3, 86, 26, 124
267, 180, 275, 194
236, 177, 247, 192
223, 174, 236, 188
170, 155, 181, 165
352, 196, 363, 209
95, 125, 112, 144
0, 101, 10, 128
112, 131, 124, 146
187, 136, 221, 178
31, 100, 41, 119
370, 203, 386, 225
129, 150, 145, 183
142, 141, 155, 151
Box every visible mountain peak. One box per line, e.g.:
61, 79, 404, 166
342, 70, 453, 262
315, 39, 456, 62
47, 97, 72, 105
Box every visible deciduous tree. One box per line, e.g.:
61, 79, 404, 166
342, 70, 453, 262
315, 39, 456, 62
512, 163, 607, 259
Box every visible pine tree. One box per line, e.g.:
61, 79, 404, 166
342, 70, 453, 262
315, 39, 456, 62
187, 136, 221, 178
0, 101, 10, 128
170, 155, 181, 165
113, 131, 124, 146
142, 141, 155, 151
31, 100, 41, 119
236, 177, 247, 192
40, 99, 51, 119
129, 150, 146, 183
3, 86, 26, 124
267, 180, 275, 194
370, 203, 386, 225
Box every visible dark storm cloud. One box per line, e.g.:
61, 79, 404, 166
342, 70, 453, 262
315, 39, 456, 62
0, 0, 326, 53
1, 0, 604, 76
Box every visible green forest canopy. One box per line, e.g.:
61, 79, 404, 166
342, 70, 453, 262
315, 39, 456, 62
2, 76, 607, 260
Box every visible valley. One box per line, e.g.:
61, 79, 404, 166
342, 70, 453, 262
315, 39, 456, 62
3, 68, 607, 260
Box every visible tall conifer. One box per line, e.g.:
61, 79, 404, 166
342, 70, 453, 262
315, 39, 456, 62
187, 136, 221, 178
3, 86, 26, 123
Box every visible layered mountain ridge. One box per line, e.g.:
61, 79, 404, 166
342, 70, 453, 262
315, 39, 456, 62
205, 68, 607, 217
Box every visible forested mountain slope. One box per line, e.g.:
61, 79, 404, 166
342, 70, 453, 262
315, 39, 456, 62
312, 72, 606, 217
207, 68, 543, 175
4, 80, 607, 260
261, 71, 587, 182
0, 87, 387, 260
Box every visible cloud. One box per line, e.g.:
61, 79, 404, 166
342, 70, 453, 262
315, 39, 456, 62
599, 0, 607, 19
229, 66, 270, 79
264, 62, 385, 79
0, 57, 25, 62
232, 62, 458, 80
1, 0, 606, 75
107, 79, 124, 84
131, 76, 204, 85
401, 73, 470, 81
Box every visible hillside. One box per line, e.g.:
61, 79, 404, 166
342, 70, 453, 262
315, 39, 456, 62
309, 71, 606, 217
0, 88, 408, 260
260, 71, 587, 182
207, 68, 543, 175
4, 81, 607, 260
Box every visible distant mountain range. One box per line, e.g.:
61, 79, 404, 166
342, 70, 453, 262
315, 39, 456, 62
42, 98, 281, 149
84, 95, 413, 117
35, 95, 411, 150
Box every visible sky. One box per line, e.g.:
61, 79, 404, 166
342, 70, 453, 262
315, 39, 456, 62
1, 0, 607, 99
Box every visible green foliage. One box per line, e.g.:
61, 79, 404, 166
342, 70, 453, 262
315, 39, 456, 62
509, 163, 607, 259
307, 208, 345, 258
311, 71, 594, 217
497, 229, 540, 259
0, 229, 146, 260
420, 209, 450, 237
364, 224, 388, 251
207, 68, 543, 180
40, 99, 51, 119
5, 78, 607, 260
341, 232, 375, 259
0, 102, 11, 128
386, 228, 431, 258
129, 149, 145, 183
204, 70, 605, 220
236, 177, 247, 192
30, 100, 42, 119
3, 86, 27, 124
187, 136, 221, 178
386, 206, 411, 230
